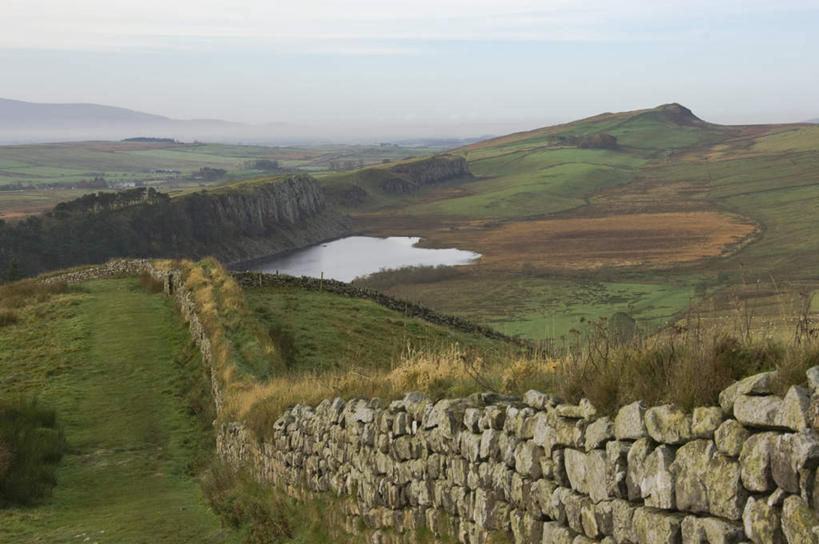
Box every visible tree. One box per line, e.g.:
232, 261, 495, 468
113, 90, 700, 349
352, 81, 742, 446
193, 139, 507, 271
3, 256, 19, 284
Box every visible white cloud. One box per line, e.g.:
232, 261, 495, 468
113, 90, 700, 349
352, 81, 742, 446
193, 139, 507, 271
2, 0, 815, 52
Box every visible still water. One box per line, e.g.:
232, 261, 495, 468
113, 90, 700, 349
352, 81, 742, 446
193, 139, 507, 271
250, 236, 480, 282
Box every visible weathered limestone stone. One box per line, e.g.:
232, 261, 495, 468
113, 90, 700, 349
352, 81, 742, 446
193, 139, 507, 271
531, 478, 555, 519
720, 371, 777, 414
781, 494, 819, 544
681, 515, 745, 544
646, 405, 695, 445
627, 438, 654, 501
734, 395, 784, 429
672, 440, 715, 514
692, 407, 724, 439
632, 507, 685, 544
594, 500, 615, 537
479, 405, 507, 431
615, 401, 647, 440
424, 399, 468, 437
565, 449, 590, 495
555, 398, 597, 420
542, 521, 577, 544
554, 417, 588, 449
715, 419, 751, 457
771, 431, 819, 493
743, 495, 785, 544
586, 417, 615, 451
480, 429, 500, 460
586, 450, 610, 504
605, 440, 630, 499
511, 472, 532, 507
739, 432, 780, 492
515, 440, 544, 479
642, 445, 676, 509
564, 492, 592, 534
523, 389, 556, 411
581, 499, 601, 539
510, 509, 542, 544
611, 499, 637, 544
704, 453, 748, 521
553, 448, 571, 487
776, 386, 812, 432
532, 412, 556, 453
460, 432, 482, 463
549, 487, 573, 524
464, 408, 481, 433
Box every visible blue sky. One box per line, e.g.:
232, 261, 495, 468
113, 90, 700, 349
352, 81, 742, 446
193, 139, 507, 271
1, 0, 817, 137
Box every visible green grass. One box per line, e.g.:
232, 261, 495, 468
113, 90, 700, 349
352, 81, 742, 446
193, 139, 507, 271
245, 282, 514, 374
0, 278, 240, 543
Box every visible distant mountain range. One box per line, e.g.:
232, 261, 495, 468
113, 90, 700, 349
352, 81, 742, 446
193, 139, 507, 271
807, 118, 819, 124
0, 98, 511, 146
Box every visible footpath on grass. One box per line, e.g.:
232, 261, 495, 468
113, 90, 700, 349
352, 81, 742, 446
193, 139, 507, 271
0, 278, 238, 543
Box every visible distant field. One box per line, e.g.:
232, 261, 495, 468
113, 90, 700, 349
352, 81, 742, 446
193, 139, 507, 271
330, 105, 819, 340
0, 141, 443, 219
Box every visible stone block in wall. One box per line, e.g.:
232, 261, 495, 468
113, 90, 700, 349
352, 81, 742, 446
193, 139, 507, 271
606, 441, 631, 499
479, 405, 507, 431
742, 495, 784, 543
680, 515, 744, 544
555, 399, 597, 420
533, 412, 557, 453
771, 431, 819, 494
464, 408, 481, 432
611, 499, 638, 544
632, 507, 685, 544
581, 497, 602, 539
554, 448, 571, 488
671, 440, 714, 514
510, 509, 543, 544
549, 487, 574, 525
480, 429, 501, 460
692, 407, 724, 439
781, 494, 819, 544
564, 448, 610, 503
645, 405, 695, 445
516, 440, 545, 479
566, 448, 591, 495
627, 438, 654, 501
586, 417, 615, 451
553, 417, 589, 449
564, 492, 593, 534
460, 431, 483, 463
511, 472, 533, 508
715, 419, 750, 457
720, 371, 777, 415
707, 454, 748, 521
524, 390, 558, 411
642, 445, 676, 510
543, 521, 578, 544
776, 386, 812, 432
615, 401, 647, 441
734, 395, 784, 430
739, 432, 780, 493
424, 399, 470, 438
532, 478, 557, 520
594, 500, 615, 538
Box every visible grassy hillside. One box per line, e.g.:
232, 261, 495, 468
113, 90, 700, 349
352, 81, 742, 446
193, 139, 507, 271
328, 104, 819, 341
0, 277, 240, 542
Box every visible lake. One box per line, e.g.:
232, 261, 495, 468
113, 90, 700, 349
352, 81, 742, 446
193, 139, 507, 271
248, 236, 480, 282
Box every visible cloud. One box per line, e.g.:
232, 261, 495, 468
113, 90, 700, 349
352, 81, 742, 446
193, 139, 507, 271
2, 0, 816, 52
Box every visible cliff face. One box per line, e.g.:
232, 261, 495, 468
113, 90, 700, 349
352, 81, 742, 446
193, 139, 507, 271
388, 155, 471, 189
0, 175, 350, 277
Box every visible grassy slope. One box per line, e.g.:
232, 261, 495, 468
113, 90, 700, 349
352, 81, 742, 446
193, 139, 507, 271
246, 282, 516, 374
0, 278, 238, 543
333, 106, 818, 340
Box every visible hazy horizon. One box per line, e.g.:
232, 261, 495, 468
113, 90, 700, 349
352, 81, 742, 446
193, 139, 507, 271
2, 0, 818, 141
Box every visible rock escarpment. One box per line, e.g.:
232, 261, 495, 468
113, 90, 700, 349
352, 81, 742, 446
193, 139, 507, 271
1, 175, 350, 276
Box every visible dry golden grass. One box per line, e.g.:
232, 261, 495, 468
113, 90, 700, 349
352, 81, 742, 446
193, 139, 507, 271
422, 212, 756, 271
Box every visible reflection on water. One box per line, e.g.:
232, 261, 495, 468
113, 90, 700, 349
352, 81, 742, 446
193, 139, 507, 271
250, 236, 480, 282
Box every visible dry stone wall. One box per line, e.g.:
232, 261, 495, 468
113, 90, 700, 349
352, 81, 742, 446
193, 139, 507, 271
41, 260, 819, 543
218, 376, 819, 544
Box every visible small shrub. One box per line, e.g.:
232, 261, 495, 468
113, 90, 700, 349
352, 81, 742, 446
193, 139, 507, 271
0, 309, 18, 328
138, 271, 164, 293
0, 280, 66, 309
0, 397, 67, 507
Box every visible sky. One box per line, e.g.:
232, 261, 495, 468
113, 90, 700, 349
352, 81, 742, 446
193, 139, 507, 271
1, 0, 818, 138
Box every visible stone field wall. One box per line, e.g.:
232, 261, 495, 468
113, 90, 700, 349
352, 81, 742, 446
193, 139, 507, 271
42, 260, 819, 543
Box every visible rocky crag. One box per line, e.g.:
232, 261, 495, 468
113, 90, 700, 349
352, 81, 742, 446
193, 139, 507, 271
43, 260, 819, 543
1, 174, 350, 277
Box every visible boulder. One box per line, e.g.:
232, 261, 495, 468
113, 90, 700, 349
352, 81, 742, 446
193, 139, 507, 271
632, 507, 685, 544
645, 405, 695, 445
743, 495, 784, 544
781, 494, 819, 544
715, 419, 751, 457
642, 445, 676, 509
776, 386, 812, 432
720, 371, 777, 414
586, 416, 615, 451
692, 407, 724, 439
734, 395, 784, 429
771, 431, 819, 493
739, 432, 780, 492
626, 438, 653, 501
615, 401, 647, 440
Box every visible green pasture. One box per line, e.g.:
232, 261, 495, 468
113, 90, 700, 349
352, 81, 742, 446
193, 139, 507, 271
0, 279, 238, 543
